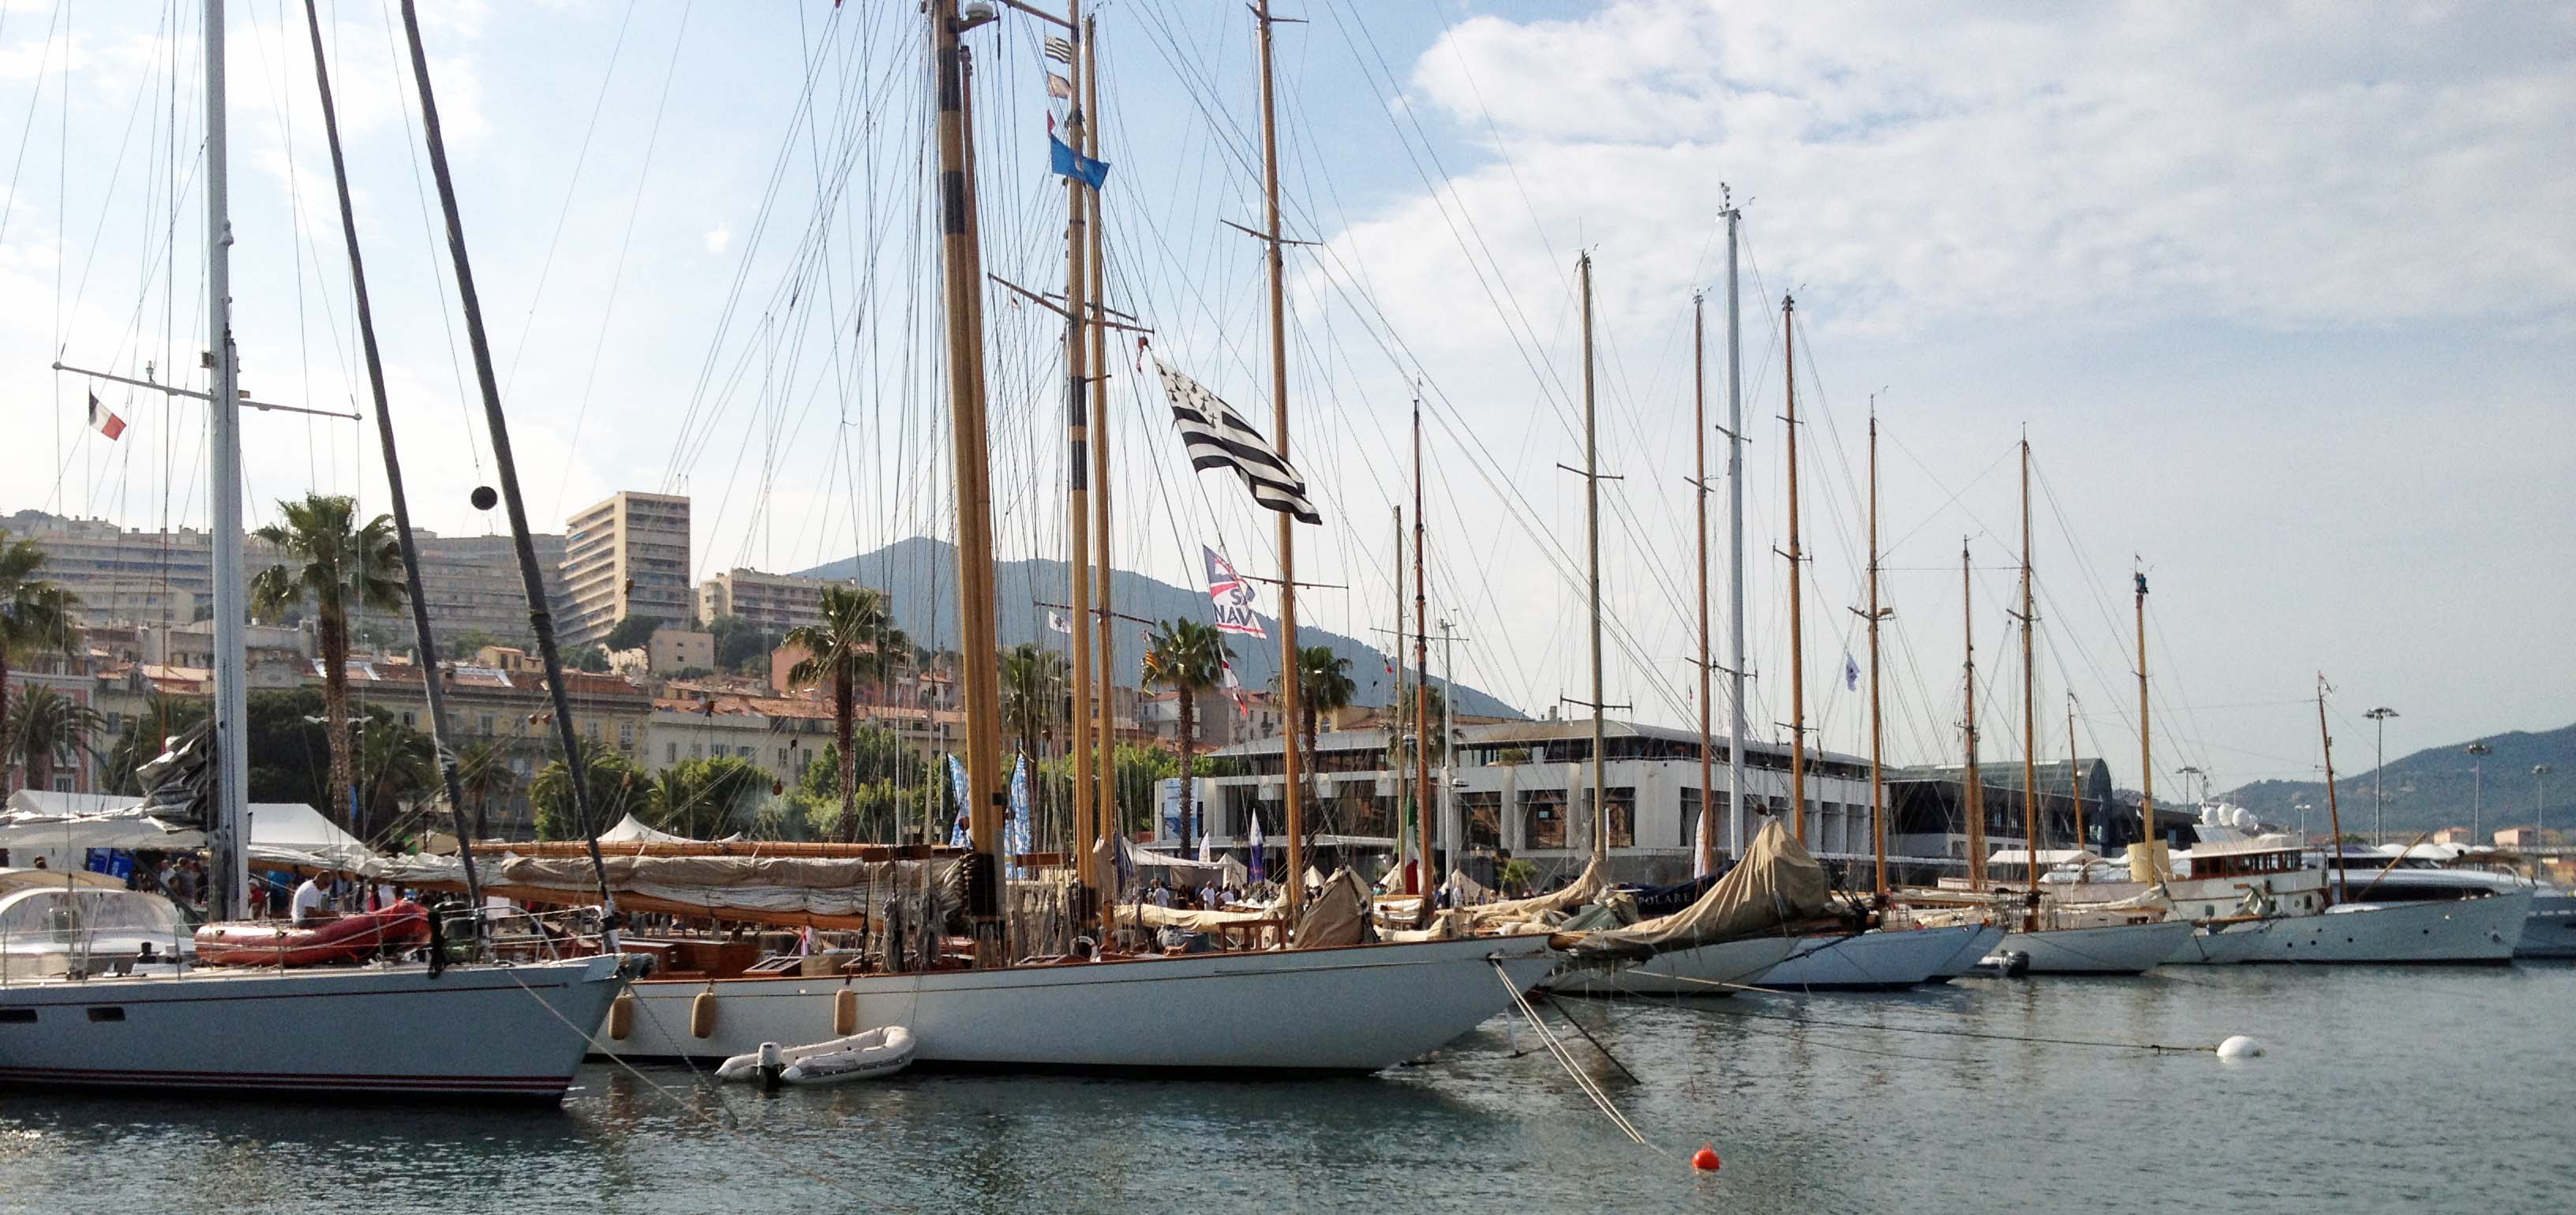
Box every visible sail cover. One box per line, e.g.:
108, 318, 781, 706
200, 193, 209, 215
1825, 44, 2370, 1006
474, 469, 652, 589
1556, 821, 1833, 962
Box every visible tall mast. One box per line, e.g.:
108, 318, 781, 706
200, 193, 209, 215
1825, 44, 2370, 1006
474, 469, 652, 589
1961, 540, 1987, 890
2316, 676, 2346, 907
1413, 395, 1433, 906
1783, 295, 1806, 844
2133, 568, 2154, 881
1058, 0, 1100, 918
1580, 252, 1608, 864
1253, 0, 1305, 921
2066, 693, 2086, 883
929, 0, 1006, 963
1723, 198, 1748, 859
1389, 505, 1406, 880
1864, 409, 1889, 897
301, 0, 481, 912
203, 0, 248, 920
2016, 437, 2040, 928
1692, 292, 1716, 880
1084, 12, 1118, 928
1439, 618, 1456, 869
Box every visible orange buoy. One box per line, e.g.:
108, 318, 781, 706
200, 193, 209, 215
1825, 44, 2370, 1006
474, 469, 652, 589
608, 992, 635, 1041
1690, 1143, 1721, 1172
833, 987, 859, 1036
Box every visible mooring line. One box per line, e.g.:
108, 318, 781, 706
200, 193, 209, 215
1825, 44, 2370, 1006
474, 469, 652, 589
1493, 962, 1653, 1146
1631, 970, 2218, 1052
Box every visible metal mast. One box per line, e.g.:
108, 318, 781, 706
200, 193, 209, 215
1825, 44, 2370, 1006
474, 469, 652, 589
1692, 292, 1716, 879
1580, 253, 1608, 864
203, 0, 249, 920
1961, 540, 1987, 890
2016, 437, 2041, 928
1723, 199, 1749, 859
1412, 395, 1433, 906
1863, 410, 1890, 897
1782, 295, 1806, 844
2134, 569, 2155, 880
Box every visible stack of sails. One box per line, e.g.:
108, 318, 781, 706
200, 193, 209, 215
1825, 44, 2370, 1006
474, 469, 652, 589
1552, 821, 1838, 963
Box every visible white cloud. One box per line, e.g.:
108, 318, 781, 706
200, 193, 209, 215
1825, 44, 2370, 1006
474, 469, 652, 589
703, 222, 732, 256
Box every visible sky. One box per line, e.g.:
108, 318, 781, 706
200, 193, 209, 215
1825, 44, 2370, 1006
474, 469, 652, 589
2, 1, 2570, 797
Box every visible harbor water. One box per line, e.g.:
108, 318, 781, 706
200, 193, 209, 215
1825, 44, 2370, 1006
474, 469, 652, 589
3, 963, 2567, 1213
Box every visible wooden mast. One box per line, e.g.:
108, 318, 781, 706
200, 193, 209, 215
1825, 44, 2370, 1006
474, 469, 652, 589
1059, 0, 1100, 915
1390, 505, 1407, 879
930, 0, 1005, 963
1413, 395, 1434, 906
2016, 437, 2041, 929
2067, 693, 2087, 883
2316, 676, 2346, 907
1084, 12, 1118, 933
1580, 252, 1609, 865
1693, 292, 1717, 879
1253, 0, 1306, 922
2133, 569, 2155, 880
1864, 409, 1889, 897
1961, 540, 1987, 890
1783, 295, 1807, 844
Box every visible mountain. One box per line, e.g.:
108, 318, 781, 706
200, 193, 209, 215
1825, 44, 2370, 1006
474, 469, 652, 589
2223, 721, 2576, 838
793, 536, 1523, 720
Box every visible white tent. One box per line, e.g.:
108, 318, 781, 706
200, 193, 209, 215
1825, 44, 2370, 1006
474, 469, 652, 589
4, 790, 140, 819
0, 798, 384, 876
596, 813, 695, 845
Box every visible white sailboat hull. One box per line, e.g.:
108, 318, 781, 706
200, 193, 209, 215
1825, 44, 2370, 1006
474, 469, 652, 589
1926, 923, 2007, 981
2174, 893, 2529, 965
1547, 935, 1803, 996
601, 936, 1558, 1073
1754, 925, 1991, 991
1995, 919, 2197, 974
0, 955, 627, 1100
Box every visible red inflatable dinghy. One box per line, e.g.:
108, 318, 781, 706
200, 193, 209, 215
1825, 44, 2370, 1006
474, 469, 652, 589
194, 899, 430, 966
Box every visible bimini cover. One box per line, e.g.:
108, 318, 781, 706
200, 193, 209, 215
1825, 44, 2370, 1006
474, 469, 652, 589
1558, 821, 1831, 962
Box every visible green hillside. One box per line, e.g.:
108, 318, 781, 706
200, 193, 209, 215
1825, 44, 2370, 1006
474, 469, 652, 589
2226, 721, 2576, 839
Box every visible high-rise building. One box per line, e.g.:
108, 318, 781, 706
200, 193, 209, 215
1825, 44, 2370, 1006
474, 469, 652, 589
697, 567, 852, 635
561, 492, 692, 646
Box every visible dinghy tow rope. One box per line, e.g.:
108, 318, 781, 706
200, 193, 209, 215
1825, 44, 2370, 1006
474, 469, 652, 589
1492, 962, 1655, 1148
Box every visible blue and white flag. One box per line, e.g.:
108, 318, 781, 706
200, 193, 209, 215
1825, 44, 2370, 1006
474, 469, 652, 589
1006, 753, 1033, 877
946, 753, 972, 847
1048, 134, 1111, 190
1843, 652, 1862, 691
1247, 808, 1266, 884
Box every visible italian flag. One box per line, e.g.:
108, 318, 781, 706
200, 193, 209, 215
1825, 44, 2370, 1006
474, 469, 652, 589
88, 393, 125, 440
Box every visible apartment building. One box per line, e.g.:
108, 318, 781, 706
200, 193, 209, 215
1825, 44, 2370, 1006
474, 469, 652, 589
697, 567, 849, 634
560, 492, 692, 647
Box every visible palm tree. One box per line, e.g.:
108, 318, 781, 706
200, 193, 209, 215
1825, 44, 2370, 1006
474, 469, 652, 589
530, 737, 654, 840
249, 494, 403, 826
1140, 619, 1230, 848
784, 585, 908, 841
453, 738, 522, 839
6, 686, 103, 794
0, 529, 80, 723
351, 715, 435, 844
999, 642, 1067, 845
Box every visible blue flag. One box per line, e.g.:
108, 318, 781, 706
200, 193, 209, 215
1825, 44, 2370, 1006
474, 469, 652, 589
1006, 753, 1033, 877
1247, 808, 1266, 884
1049, 134, 1111, 190
946, 753, 972, 847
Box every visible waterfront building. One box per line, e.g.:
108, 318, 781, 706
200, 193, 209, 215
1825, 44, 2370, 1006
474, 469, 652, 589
561, 491, 692, 646
697, 567, 850, 634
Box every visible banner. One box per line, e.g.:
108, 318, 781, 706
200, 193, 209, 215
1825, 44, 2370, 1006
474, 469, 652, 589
1204, 545, 1267, 638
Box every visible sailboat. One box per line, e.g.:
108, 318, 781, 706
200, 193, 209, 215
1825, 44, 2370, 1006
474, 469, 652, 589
1986, 446, 2193, 974
0, 0, 630, 1101
1754, 397, 1994, 990
599, 0, 1553, 1072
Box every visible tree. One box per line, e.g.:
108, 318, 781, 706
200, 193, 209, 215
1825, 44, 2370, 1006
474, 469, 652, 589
784, 585, 908, 841
6, 686, 103, 794
101, 694, 211, 795
453, 738, 522, 839
351, 716, 436, 844
706, 614, 777, 675
1141, 619, 1231, 847
603, 615, 664, 653
1000, 643, 1066, 760
1277, 645, 1355, 823
250, 494, 404, 830
651, 755, 766, 840
0, 529, 80, 723
530, 738, 654, 840
567, 645, 611, 673
444, 628, 505, 661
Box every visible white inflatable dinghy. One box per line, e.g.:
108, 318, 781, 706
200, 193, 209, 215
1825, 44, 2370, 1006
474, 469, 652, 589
715, 1026, 916, 1086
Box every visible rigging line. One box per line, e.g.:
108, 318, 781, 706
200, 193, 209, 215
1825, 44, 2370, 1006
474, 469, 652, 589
496, 0, 638, 398
375, 0, 484, 479
0, 0, 65, 259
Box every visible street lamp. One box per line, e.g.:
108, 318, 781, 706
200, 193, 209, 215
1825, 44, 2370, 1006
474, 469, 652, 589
2364, 706, 2398, 841
2466, 742, 2492, 842
2537, 765, 2554, 847
2293, 800, 2313, 840
2176, 765, 2207, 806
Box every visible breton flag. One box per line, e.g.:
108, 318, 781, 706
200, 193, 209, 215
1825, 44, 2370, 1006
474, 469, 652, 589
1046, 610, 1074, 635
88, 394, 125, 441
1203, 545, 1267, 638
1043, 34, 1074, 63
1158, 361, 1321, 525
1843, 652, 1862, 691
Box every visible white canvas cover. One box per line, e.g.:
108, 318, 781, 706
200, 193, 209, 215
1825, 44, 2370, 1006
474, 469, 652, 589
1558, 821, 1833, 962
1461, 856, 1610, 930
1294, 869, 1374, 948
597, 813, 696, 845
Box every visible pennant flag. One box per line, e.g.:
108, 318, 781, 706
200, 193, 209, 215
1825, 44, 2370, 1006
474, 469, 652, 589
1843, 652, 1862, 691
1134, 333, 1149, 372
1158, 361, 1322, 525
1048, 133, 1111, 189
1246, 806, 1266, 884
1203, 545, 1267, 637
1692, 801, 1715, 880
1046, 72, 1073, 100
1222, 659, 1249, 718
88, 394, 125, 441
946, 753, 972, 847
1046, 609, 1074, 634
1043, 35, 1074, 63
1006, 753, 1034, 877
1197, 822, 1213, 863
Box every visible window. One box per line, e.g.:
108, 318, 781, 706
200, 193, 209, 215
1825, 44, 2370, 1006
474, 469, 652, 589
401, 710, 417, 727
690, 743, 703, 759
667, 742, 678, 763
479, 714, 495, 736
1578, 787, 1636, 849
1462, 791, 1503, 850
586, 720, 601, 742
777, 747, 792, 766
1520, 789, 1567, 850
737, 746, 754, 760
619, 722, 635, 750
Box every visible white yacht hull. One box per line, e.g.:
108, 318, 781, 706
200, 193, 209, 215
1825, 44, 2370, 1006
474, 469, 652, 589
2185, 893, 2531, 965
2517, 892, 2576, 959
1926, 924, 2007, 981
0, 955, 627, 1100
1996, 919, 2197, 974
1547, 935, 1804, 996
1754, 925, 1990, 991
601, 936, 1558, 1073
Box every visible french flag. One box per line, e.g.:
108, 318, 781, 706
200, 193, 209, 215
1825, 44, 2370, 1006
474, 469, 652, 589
88, 393, 125, 441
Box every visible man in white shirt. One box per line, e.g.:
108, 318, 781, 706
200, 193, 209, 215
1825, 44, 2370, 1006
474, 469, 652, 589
290, 872, 336, 924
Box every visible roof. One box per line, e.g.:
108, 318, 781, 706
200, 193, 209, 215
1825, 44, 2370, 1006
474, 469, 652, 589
1204, 718, 1862, 765
2186, 835, 2302, 858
